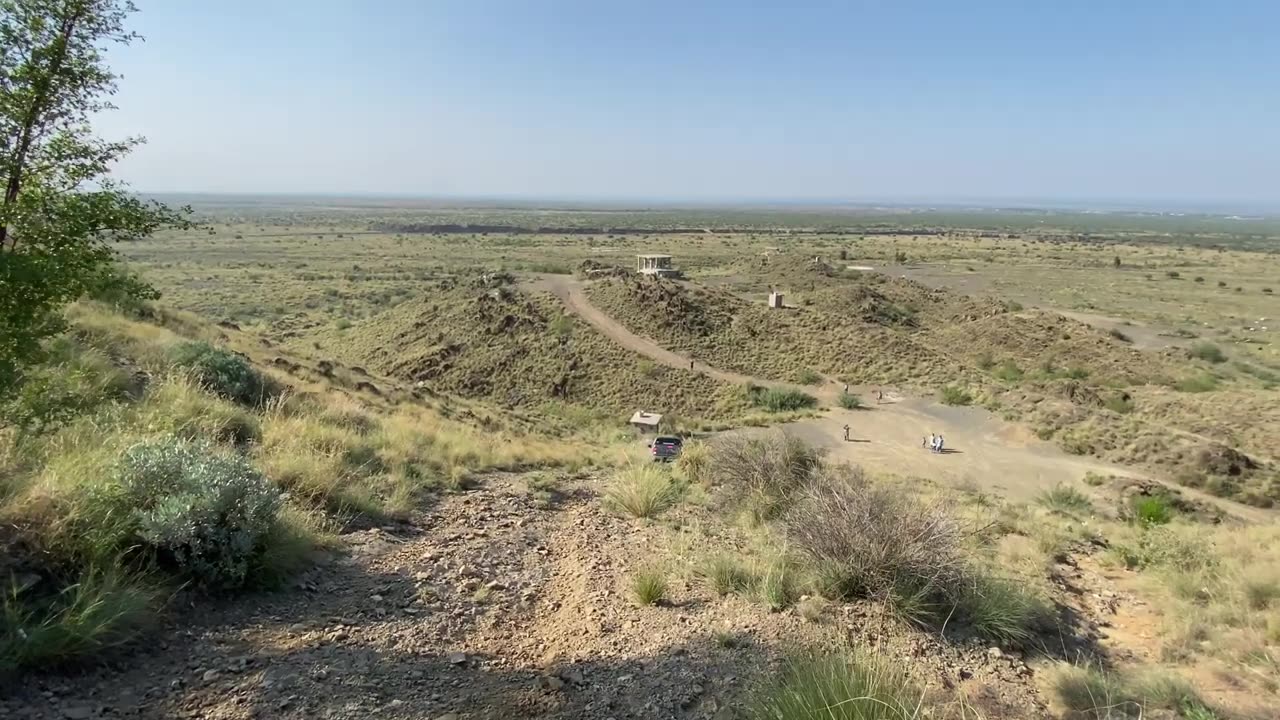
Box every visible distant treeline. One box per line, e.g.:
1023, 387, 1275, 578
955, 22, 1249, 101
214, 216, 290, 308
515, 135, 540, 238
370, 222, 957, 237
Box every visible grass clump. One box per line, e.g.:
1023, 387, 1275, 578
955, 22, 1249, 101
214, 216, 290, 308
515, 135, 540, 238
837, 392, 863, 410
630, 566, 668, 606
939, 385, 973, 406
794, 369, 823, 385
700, 554, 754, 596
1173, 373, 1219, 393
1038, 484, 1093, 516
526, 472, 563, 510
705, 431, 823, 521
674, 438, 710, 484
169, 341, 274, 406
754, 556, 800, 611
0, 569, 158, 673
747, 650, 923, 720
992, 361, 1024, 382
1049, 664, 1218, 720
958, 574, 1050, 646
1188, 342, 1226, 364
746, 385, 818, 412
1103, 393, 1135, 414
605, 464, 678, 519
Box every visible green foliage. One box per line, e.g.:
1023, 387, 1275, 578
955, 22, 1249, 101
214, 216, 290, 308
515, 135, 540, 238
548, 313, 573, 338
747, 650, 922, 720
699, 554, 754, 596
83, 263, 161, 316
1, 568, 156, 672
109, 438, 282, 589
1, 336, 132, 432
169, 341, 272, 406
1174, 373, 1219, 393
0, 0, 188, 401
1111, 527, 1217, 572
1188, 342, 1226, 364
629, 567, 667, 606
1103, 393, 1135, 414
745, 384, 818, 412
1038, 484, 1093, 515
837, 392, 863, 410
1050, 664, 1219, 720
1131, 494, 1175, 526
958, 574, 1049, 646
992, 361, 1024, 382
754, 556, 799, 611
794, 368, 823, 385
939, 385, 973, 406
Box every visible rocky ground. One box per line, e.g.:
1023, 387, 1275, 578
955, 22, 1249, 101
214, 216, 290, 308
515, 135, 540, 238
4, 472, 1136, 720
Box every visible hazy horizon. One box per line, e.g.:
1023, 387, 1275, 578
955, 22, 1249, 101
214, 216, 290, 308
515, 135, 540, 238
101, 2, 1279, 208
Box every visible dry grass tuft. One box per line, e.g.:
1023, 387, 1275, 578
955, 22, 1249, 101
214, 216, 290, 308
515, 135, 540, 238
605, 463, 679, 518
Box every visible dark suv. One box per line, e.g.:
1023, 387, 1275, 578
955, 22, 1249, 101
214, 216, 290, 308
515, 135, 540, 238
648, 436, 683, 462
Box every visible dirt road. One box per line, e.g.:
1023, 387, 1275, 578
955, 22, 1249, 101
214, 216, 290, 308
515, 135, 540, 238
522, 274, 1269, 516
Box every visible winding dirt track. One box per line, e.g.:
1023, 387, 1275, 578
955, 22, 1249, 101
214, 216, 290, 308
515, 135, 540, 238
524, 274, 1271, 520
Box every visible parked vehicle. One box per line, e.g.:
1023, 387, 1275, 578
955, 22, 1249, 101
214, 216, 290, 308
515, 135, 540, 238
647, 435, 683, 462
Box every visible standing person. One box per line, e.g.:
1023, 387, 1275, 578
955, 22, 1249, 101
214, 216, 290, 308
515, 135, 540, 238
928, 433, 936, 451
922, 434, 928, 449
937, 435, 945, 453
876, 389, 884, 404
843, 382, 849, 394
689, 358, 694, 371
843, 424, 850, 442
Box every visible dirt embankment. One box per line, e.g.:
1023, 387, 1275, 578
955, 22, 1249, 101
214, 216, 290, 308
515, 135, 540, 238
4, 473, 1074, 720
293, 276, 746, 422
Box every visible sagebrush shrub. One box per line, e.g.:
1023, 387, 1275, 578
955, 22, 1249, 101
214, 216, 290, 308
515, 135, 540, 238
114, 438, 282, 589
707, 431, 823, 520
788, 466, 968, 604
169, 341, 272, 406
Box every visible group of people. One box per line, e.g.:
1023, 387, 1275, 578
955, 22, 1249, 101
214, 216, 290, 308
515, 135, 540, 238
924, 433, 946, 453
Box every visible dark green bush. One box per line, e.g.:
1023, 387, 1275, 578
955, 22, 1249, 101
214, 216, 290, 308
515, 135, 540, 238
746, 385, 818, 412
837, 392, 863, 410
1188, 342, 1226, 364
169, 341, 273, 406
939, 385, 973, 406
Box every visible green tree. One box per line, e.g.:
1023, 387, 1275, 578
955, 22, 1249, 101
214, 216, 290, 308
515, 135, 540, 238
0, 0, 187, 396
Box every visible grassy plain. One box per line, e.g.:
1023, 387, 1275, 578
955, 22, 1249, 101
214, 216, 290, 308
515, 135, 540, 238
7, 198, 1278, 717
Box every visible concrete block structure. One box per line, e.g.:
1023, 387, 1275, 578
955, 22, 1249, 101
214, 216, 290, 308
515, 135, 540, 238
636, 254, 680, 277
768, 291, 785, 308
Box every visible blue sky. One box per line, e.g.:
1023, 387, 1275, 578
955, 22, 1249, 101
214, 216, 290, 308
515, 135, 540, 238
97, 1, 1279, 208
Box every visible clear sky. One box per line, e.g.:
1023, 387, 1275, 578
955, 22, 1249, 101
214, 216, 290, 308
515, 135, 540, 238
96, 1, 1279, 209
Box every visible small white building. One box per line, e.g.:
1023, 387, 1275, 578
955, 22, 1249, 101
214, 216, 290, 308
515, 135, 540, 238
768, 291, 785, 309
629, 410, 663, 432
636, 254, 680, 278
